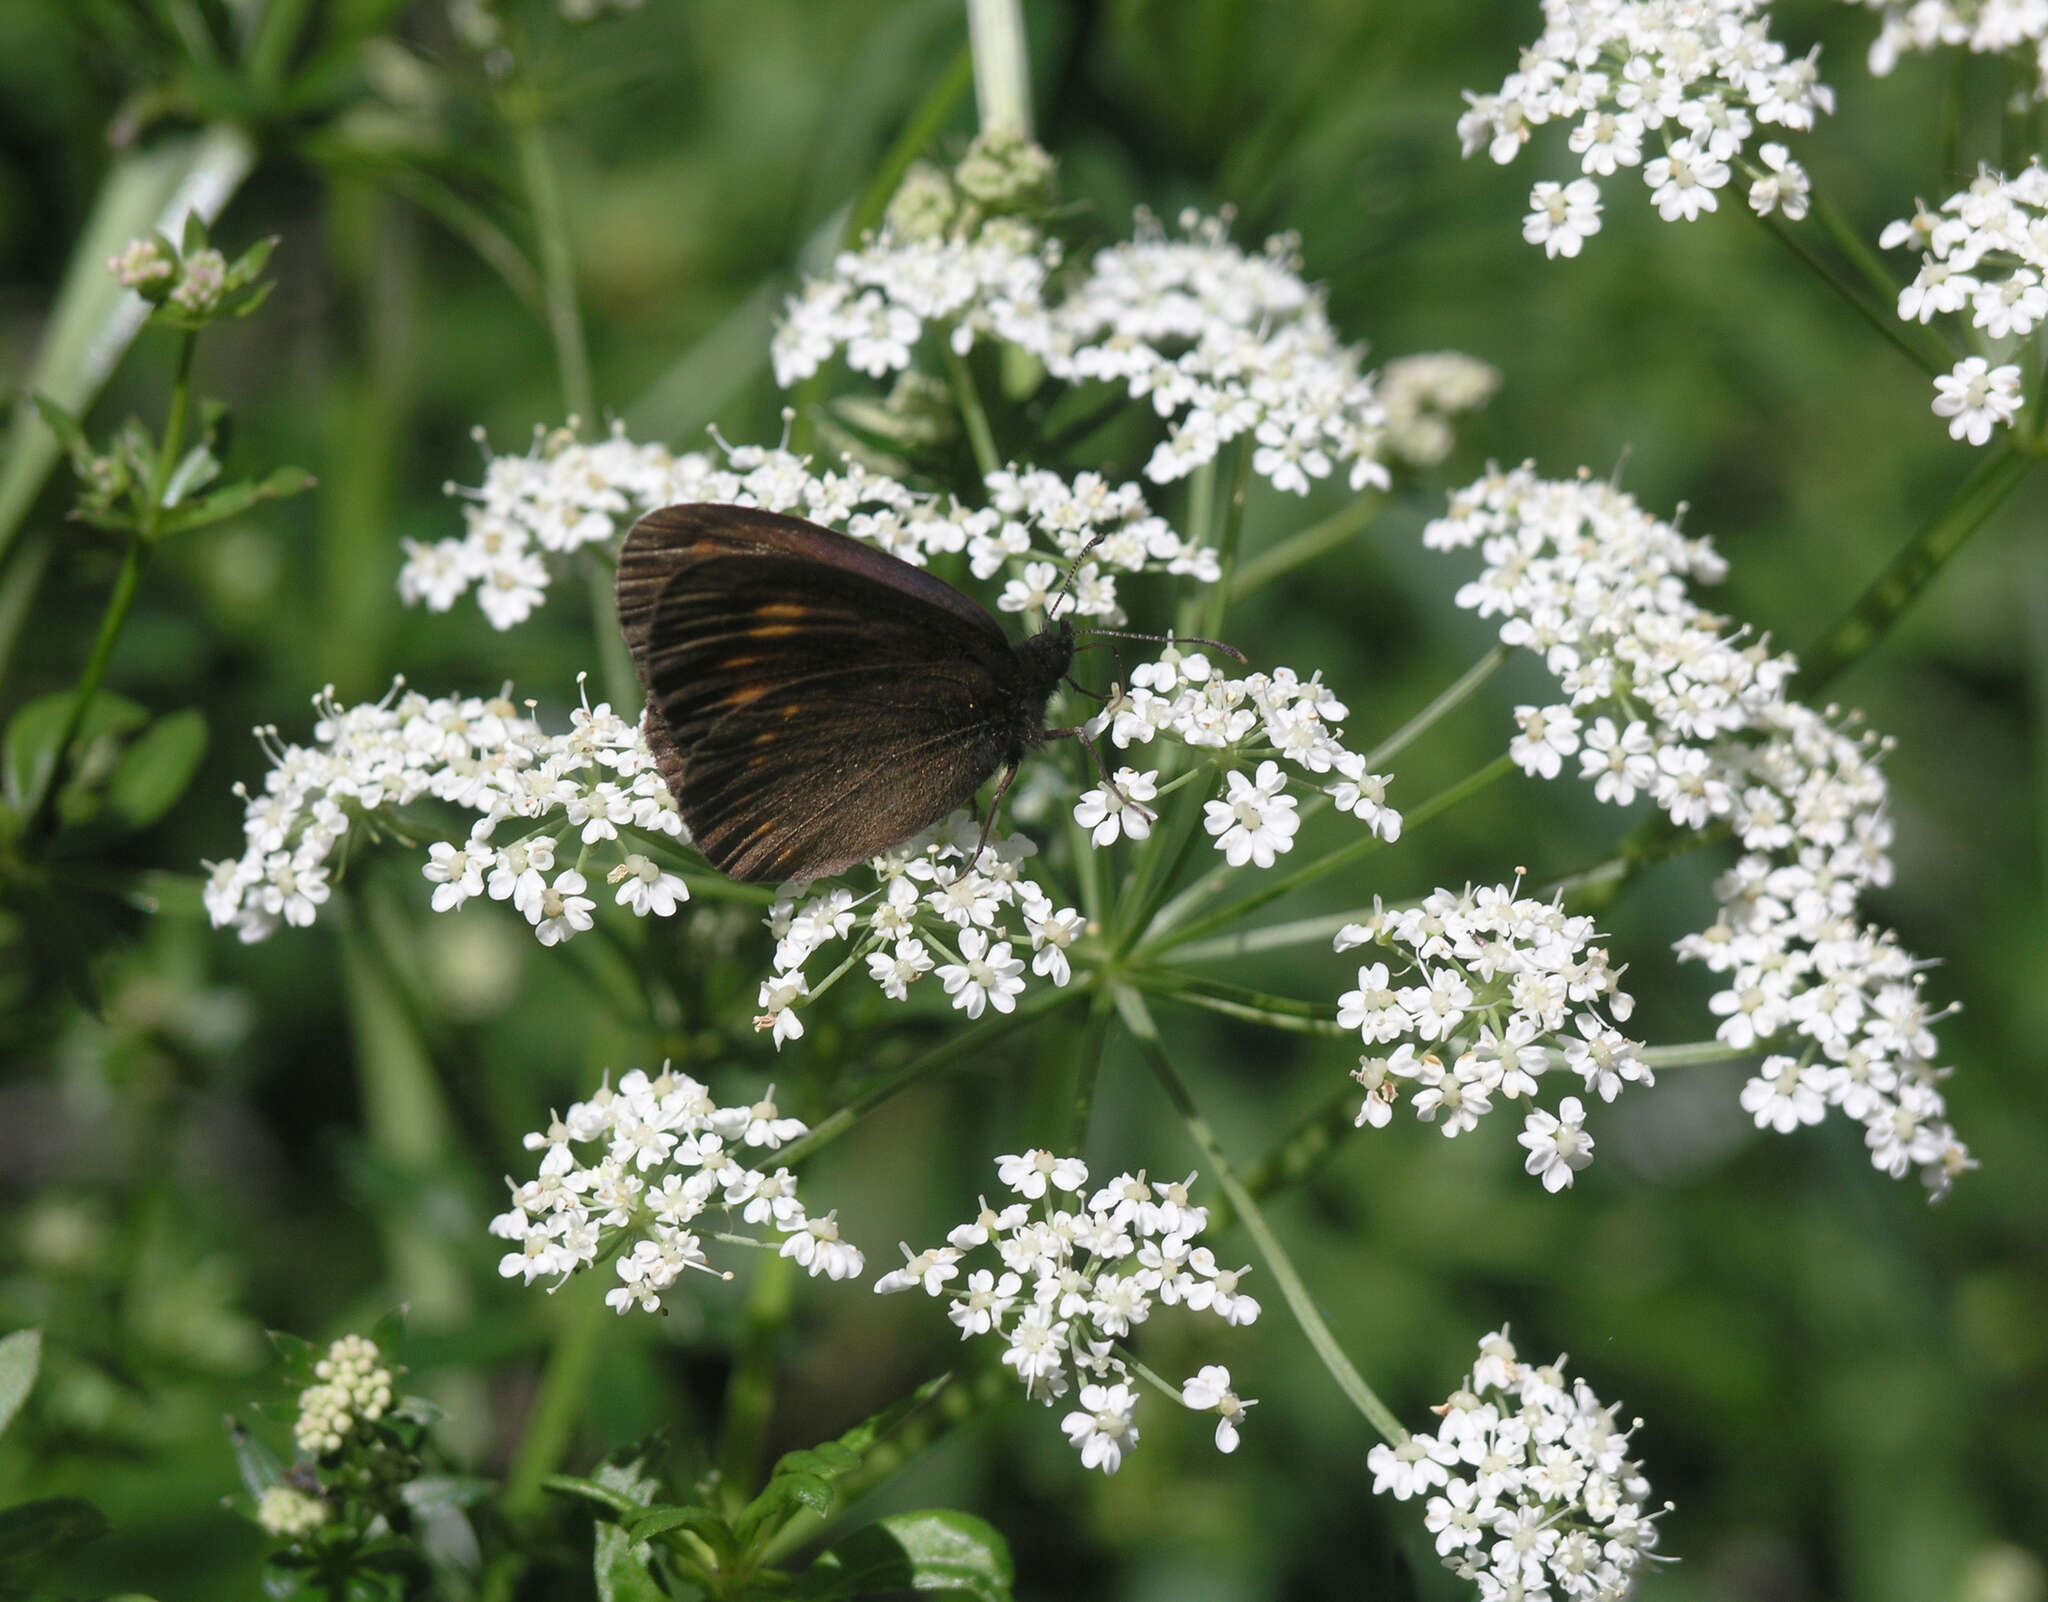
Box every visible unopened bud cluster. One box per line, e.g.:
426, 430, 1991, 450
293, 1335, 394, 1457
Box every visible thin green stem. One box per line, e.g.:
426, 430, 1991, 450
1197, 441, 1256, 642
1228, 493, 1382, 603
244, 0, 314, 91
776, 982, 1082, 1168
1808, 191, 1911, 320
500, 1281, 611, 1519
28, 536, 147, 834
1754, 206, 1949, 378
1206, 1074, 1362, 1236
844, 47, 975, 244
966, 0, 1033, 138
716, 1254, 795, 1503
947, 345, 1002, 481
1637, 1040, 1761, 1069
512, 117, 596, 424
1113, 985, 1406, 1445
1168, 908, 1368, 965
1133, 967, 1346, 1036
1365, 644, 1509, 770
143, 329, 198, 534
1796, 443, 2035, 692
1142, 752, 1516, 960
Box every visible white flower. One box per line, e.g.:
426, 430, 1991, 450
1062, 1382, 1140, 1474
1518, 1097, 1595, 1192
1203, 761, 1300, 867
1073, 767, 1159, 845
936, 928, 1027, 1019
610, 853, 689, 916
1931, 356, 2023, 445
1180, 1364, 1254, 1453
780, 1211, 865, 1280
1739, 1055, 1828, 1132
528, 869, 595, 946
1749, 142, 1810, 220
1524, 179, 1603, 257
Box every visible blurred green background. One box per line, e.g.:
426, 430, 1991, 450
1, 0, 2044, 1597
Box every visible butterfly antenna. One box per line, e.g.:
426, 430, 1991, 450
1047, 529, 1110, 623
1073, 628, 1248, 664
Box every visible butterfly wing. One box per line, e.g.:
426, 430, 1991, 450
617, 504, 1026, 882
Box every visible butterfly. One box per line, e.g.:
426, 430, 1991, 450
615, 503, 1084, 883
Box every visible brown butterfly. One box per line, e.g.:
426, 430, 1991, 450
616, 504, 1083, 883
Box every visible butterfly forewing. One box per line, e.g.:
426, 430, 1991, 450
617, 505, 1033, 882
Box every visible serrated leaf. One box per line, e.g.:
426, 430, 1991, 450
0, 1330, 41, 1439
102, 708, 207, 833
0, 1497, 109, 1566
267, 1330, 319, 1388
227, 1416, 286, 1501
801, 1511, 1013, 1602
159, 463, 315, 535
3, 690, 148, 816
160, 442, 220, 507
594, 1524, 669, 1602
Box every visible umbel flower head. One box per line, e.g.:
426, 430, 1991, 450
1883, 162, 2048, 446
1369, 1327, 1663, 1602
874, 1153, 1258, 1475
494, 1064, 861, 1314
1462, 0, 1830, 253
1427, 465, 1972, 1197
1846, 0, 2048, 99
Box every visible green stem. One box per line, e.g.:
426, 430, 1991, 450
1228, 493, 1382, 603
966, 0, 1034, 138
143, 329, 198, 533
1365, 643, 1508, 769
716, 1254, 795, 1503
1754, 205, 1949, 378
512, 117, 596, 424
1796, 443, 2035, 692
1113, 986, 1406, 1445
1142, 752, 1515, 959
1808, 191, 1912, 321
1638, 1040, 1760, 1069
1198, 441, 1255, 641
1168, 908, 1368, 965
1206, 1074, 1362, 1235
1133, 967, 1346, 1036
776, 982, 1082, 1168
500, 1281, 612, 1518
844, 47, 975, 244
947, 345, 1003, 481
28, 535, 148, 833
244, 0, 315, 91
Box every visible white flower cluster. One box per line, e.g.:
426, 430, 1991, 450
1847, 0, 2048, 98
203, 681, 688, 947
750, 813, 1084, 1049
1369, 1328, 1662, 1602
404, 427, 1217, 629
1460, 0, 1831, 257
256, 1485, 330, 1539
776, 206, 1404, 498
874, 1152, 1258, 1475
1377, 352, 1504, 468
1427, 465, 1973, 1196
293, 1334, 393, 1457
494, 1064, 861, 1314
747, 648, 1400, 1046
1336, 882, 1647, 1190
1882, 163, 2047, 445
1086, 655, 1405, 860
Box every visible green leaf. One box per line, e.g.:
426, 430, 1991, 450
368, 1306, 408, 1358
543, 1474, 649, 1521
228, 234, 279, 288
160, 442, 221, 507
3, 690, 148, 816
800, 1511, 1014, 1602
624, 1502, 734, 1554
29, 394, 87, 456
103, 708, 207, 832
593, 1523, 670, 1602
0, 1329, 41, 1439
159, 463, 316, 536
400, 1475, 493, 1514
0, 1497, 109, 1568
267, 1330, 319, 1388
226, 1416, 286, 1502
179, 212, 209, 255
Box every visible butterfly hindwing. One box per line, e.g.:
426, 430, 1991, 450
617, 504, 1031, 882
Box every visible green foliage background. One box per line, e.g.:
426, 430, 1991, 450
0, 1, 2043, 1597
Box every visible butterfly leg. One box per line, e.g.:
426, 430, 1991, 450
1046, 724, 1157, 829
972, 764, 1021, 868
